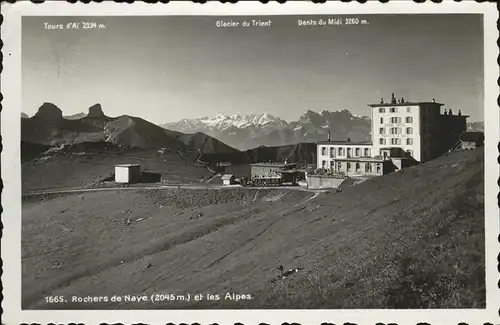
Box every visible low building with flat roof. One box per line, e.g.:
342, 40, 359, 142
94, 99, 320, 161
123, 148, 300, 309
115, 164, 141, 184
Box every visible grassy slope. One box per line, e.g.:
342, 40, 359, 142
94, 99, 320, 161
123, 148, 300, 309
21, 148, 484, 309
22, 150, 215, 192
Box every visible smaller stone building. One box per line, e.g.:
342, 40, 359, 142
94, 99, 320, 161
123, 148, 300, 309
250, 162, 299, 186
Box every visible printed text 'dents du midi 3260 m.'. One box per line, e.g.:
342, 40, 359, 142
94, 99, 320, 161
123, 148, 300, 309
298, 17, 370, 27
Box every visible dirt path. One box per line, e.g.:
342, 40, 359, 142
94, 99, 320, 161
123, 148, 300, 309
23, 184, 326, 197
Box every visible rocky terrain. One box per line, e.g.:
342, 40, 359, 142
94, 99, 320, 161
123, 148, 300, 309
21, 103, 238, 154
22, 147, 484, 309
162, 110, 372, 150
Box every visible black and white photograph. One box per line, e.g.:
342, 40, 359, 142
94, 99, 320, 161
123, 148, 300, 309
2, 1, 499, 324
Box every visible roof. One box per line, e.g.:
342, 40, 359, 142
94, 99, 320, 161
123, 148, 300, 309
115, 164, 140, 167
380, 146, 404, 150
250, 163, 297, 167
460, 132, 484, 142
441, 113, 469, 119
280, 170, 301, 174
221, 174, 234, 180
334, 157, 385, 162
317, 141, 372, 146
368, 101, 444, 107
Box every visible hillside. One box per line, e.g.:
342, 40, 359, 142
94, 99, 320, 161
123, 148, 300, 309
21, 103, 238, 154
201, 142, 317, 166
22, 148, 484, 309
21, 142, 217, 192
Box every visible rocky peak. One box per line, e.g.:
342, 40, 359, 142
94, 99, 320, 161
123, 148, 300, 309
34, 102, 63, 121
88, 103, 105, 118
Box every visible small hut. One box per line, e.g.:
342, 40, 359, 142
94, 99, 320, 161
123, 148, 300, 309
115, 164, 141, 184
221, 174, 236, 186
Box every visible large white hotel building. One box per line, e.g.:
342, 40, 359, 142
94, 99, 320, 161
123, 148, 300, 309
316, 93, 468, 176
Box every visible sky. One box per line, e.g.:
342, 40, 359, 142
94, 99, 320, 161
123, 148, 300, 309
22, 14, 484, 123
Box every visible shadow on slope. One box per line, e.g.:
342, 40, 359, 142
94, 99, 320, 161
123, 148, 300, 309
202, 142, 317, 165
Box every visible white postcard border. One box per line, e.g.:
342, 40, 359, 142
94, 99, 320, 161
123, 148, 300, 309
2, 1, 498, 325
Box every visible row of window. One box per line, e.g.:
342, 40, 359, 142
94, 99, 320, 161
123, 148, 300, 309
321, 160, 382, 173
379, 127, 413, 135
378, 107, 412, 113
379, 138, 413, 145
321, 147, 371, 157
379, 117, 413, 124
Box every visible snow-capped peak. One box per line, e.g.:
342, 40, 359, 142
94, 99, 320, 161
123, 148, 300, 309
195, 112, 286, 130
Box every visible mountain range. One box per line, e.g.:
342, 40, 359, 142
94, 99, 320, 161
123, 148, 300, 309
161, 110, 372, 150
21, 104, 484, 163
21, 103, 238, 154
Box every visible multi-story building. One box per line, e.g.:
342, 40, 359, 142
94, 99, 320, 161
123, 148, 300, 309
316, 140, 372, 171
368, 93, 468, 162
316, 93, 468, 175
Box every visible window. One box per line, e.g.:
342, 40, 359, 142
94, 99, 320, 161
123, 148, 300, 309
322, 161, 326, 168
365, 163, 370, 172
376, 164, 381, 174
355, 163, 360, 172
330, 148, 335, 158
379, 107, 386, 113
337, 162, 342, 171
330, 161, 335, 170
380, 117, 384, 124
390, 107, 397, 113
321, 147, 327, 155
390, 127, 401, 134
347, 162, 351, 171
379, 128, 385, 134
406, 116, 413, 123
406, 127, 413, 134
355, 148, 360, 157
347, 148, 352, 158
338, 147, 342, 156
407, 107, 411, 113
364, 148, 369, 157
398, 117, 402, 123
379, 138, 386, 145
391, 138, 401, 145
406, 138, 413, 145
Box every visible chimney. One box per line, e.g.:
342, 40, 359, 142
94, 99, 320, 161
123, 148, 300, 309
391, 93, 396, 104
432, 98, 436, 103
327, 131, 331, 142
347, 137, 351, 142
443, 109, 447, 115
380, 98, 384, 104
449, 109, 453, 116
458, 109, 462, 116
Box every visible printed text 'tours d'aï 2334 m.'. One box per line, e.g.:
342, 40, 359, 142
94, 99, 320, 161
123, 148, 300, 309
44, 22, 107, 30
